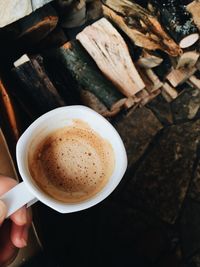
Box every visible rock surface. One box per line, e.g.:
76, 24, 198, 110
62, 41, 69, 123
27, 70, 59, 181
113, 107, 162, 167
171, 86, 200, 123
124, 119, 200, 224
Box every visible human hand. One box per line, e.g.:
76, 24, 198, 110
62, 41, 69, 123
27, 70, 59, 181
0, 176, 32, 266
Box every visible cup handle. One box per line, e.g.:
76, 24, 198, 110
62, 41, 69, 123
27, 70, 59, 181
0, 181, 37, 218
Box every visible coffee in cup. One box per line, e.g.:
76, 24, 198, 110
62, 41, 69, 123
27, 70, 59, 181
28, 119, 115, 203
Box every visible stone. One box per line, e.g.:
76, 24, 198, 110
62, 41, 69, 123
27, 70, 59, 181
113, 107, 162, 168
124, 119, 200, 224
171, 86, 200, 123
180, 198, 200, 260
0, 0, 52, 28
147, 94, 173, 125
93, 199, 170, 266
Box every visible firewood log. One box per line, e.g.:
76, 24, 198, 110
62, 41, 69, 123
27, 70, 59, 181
76, 18, 145, 97
187, 75, 200, 90
80, 90, 120, 117
44, 41, 127, 113
176, 51, 199, 69
17, 5, 58, 44
161, 82, 178, 102
136, 50, 163, 69
102, 0, 181, 56
187, 0, 200, 31
150, 0, 199, 48
12, 54, 65, 118
166, 67, 197, 87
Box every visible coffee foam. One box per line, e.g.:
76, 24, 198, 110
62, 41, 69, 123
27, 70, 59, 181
28, 120, 115, 203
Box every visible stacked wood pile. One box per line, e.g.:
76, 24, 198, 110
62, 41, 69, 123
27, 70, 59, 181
1, 0, 200, 123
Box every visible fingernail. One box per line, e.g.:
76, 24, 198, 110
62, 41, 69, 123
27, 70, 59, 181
0, 200, 7, 224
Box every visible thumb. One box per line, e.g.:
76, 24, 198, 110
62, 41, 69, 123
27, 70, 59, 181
0, 200, 7, 225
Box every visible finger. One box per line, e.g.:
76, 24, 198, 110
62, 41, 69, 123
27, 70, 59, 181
10, 224, 27, 248
0, 176, 17, 195
10, 208, 32, 248
0, 200, 7, 225
0, 176, 28, 226
10, 206, 27, 226
0, 220, 18, 266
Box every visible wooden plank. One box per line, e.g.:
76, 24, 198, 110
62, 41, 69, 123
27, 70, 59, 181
77, 18, 145, 97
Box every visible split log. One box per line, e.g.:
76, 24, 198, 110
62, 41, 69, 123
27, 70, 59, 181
176, 51, 199, 69
102, 1, 181, 56
136, 50, 163, 69
139, 89, 161, 106
0, 79, 20, 141
12, 54, 65, 118
45, 41, 127, 113
80, 90, 120, 117
150, 0, 199, 48
76, 18, 145, 97
187, 0, 200, 30
16, 5, 58, 44
137, 67, 163, 93
161, 82, 178, 102
166, 67, 197, 87
188, 75, 200, 90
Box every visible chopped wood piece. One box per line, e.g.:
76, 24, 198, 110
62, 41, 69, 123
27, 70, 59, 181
139, 89, 161, 106
124, 97, 140, 109
176, 51, 200, 69
137, 50, 163, 69
77, 18, 145, 97
80, 90, 119, 117
102, 1, 181, 56
45, 40, 127, 112
162, 82, 178, 102
14, 55, 30, 67
138, 67, 163, 93
187, 0, 200, 30
0, 80, 20, 141
145, 69, 163, 91
150, 0, 199, 48
188, 75, 200, 90
17, 5, 58, 44
166, 67, 197, 87
12, 55, 65, 118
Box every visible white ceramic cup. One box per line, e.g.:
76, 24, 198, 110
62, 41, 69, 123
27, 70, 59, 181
0, 105, 127, 217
